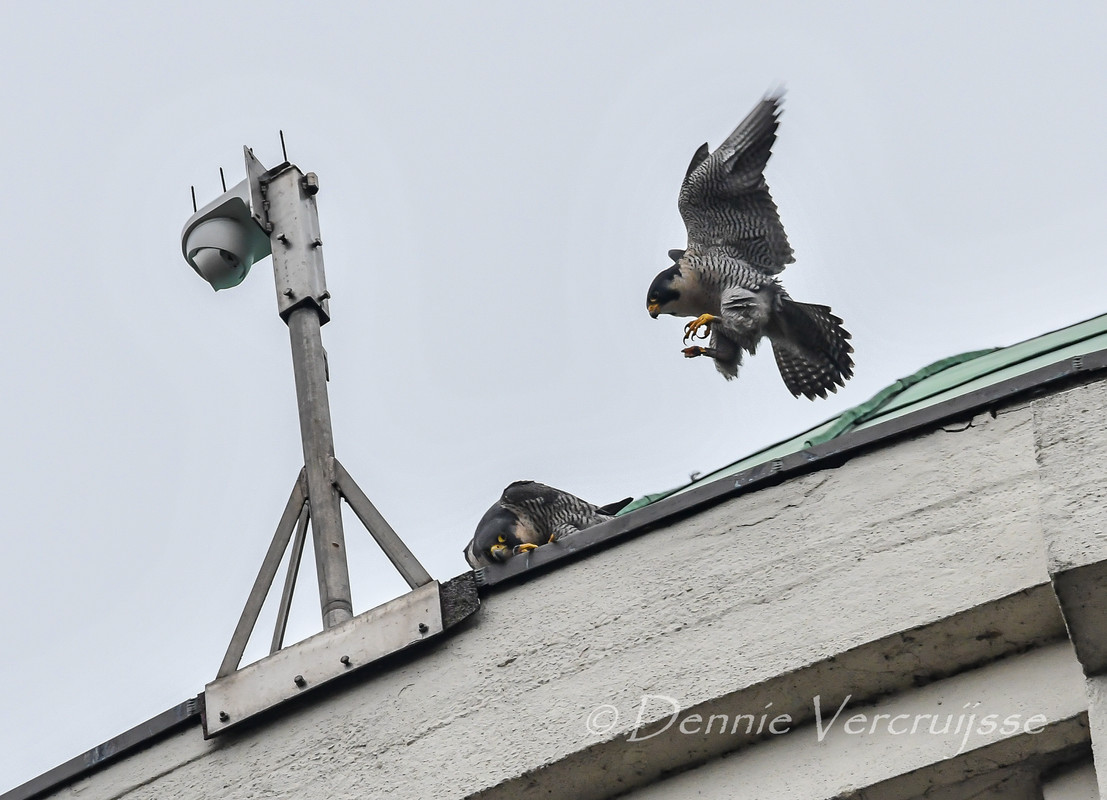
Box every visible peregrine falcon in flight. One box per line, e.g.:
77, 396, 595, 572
463, 481, 631, 568
646, 91, 854, 399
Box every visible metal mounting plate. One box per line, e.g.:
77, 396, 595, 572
203, 581, 443, 737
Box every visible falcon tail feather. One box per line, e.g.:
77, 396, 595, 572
597, 497, 634, 516
769, 298, 854, 400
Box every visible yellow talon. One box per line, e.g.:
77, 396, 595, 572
514, 543, 538, 554
683, 314, 715, 344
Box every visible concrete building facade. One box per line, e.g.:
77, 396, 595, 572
6, 318, 1107, 800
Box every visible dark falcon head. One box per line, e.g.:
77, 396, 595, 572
646, 249, 687, 318
463, 504, 539, 569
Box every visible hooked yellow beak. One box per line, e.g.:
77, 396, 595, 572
647, 303, 660, 318
490, 544, 510, 562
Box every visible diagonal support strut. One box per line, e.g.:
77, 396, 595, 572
270, 502, 310, 655
216, 460, 438, 678
332, 458, 433, 589
218, 469, 308, 678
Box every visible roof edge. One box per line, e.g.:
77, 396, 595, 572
477, 347, 1107, 590
1, 697, 202, 800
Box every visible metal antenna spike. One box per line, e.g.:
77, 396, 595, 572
219, 167, 227, 193
191, 185, 197, 213
279, 130, 288, 162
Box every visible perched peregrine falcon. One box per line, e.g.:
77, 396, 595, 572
646, 91, 854, 399
463, 481, 631, 568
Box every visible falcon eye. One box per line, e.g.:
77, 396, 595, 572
497, 535, 506, 543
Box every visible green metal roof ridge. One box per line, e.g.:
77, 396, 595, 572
805, 348, 996, 445
617, 351, 995, 514
871, 314, 1107, 416
619, 310, 1107, 513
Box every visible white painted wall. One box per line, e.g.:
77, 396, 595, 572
621, 642, 1086, 800
37, 378, 1107, 800
1044, 762, 1099, 800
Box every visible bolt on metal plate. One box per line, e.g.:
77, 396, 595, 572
203, 581, 444, 737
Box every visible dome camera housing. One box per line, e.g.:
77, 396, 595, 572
181, 179, 272, 291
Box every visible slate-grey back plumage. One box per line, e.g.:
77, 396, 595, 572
646, 91, 854, 399
463, 481, 630, 568
500, 480, 613, 542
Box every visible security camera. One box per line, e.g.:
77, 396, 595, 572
181, 178, 272, 290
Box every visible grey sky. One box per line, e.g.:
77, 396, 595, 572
2, 0, 1105, 791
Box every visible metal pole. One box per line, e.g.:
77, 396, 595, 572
257, 158, 353, 632
198, 151, 454, 687
288, 305, 353, 629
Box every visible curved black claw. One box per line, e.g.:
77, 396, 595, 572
683, 314, 714, 344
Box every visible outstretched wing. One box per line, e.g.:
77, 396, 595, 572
677, 92, 794, 274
